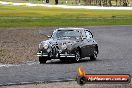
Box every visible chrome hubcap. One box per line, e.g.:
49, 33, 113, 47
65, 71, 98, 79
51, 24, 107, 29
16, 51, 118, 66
94, 51, 97, 58
76, 51, 80, 61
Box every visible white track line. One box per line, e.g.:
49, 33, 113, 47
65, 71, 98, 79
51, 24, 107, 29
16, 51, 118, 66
0, 1, 132, 10
0, 64, 19, 68
0, 61, 38, 68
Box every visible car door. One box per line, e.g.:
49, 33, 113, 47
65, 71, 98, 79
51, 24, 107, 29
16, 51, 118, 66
85, 30, 94, 57
79, 30, 90, 57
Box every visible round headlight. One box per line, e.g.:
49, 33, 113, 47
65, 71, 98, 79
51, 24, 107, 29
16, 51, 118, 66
43, 43, 48, 49
39, 43, 43, 49
61, 44, 67, 50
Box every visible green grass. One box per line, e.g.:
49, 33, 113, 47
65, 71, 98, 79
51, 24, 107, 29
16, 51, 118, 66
0, 0, 54, 4
0, 6, 132, 28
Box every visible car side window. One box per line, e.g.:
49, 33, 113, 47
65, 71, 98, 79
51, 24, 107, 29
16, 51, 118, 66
85, 31, 93, 39
81, 31, 87, 38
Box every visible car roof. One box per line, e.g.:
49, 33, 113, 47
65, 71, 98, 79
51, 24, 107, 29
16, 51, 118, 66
56, 27, 89, 31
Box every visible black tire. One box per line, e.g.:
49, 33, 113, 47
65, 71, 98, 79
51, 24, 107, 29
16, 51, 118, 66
90, 50, 97, 61
73, 50, 81, 62
39, 57, 47, 64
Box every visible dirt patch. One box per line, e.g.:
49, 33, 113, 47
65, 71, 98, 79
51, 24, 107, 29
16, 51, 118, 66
0, 28, 53, 64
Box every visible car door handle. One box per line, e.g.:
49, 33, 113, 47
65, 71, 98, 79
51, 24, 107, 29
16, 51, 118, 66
88, 39, 92, 42
87, 40, 90, 42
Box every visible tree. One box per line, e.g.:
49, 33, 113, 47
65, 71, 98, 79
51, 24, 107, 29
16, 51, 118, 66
108, 0, 112, 6
55, 0, 58, 4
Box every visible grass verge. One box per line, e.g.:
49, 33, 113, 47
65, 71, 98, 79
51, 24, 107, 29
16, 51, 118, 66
0, 17, 132, 28
0, 6, 132, 28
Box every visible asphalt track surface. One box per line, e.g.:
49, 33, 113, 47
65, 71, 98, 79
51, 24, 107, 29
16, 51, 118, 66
0, 26, 132, 86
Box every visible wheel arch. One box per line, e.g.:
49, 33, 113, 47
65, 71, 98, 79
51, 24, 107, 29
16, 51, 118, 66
95, 44, 99, 54
77, 46, 82, 57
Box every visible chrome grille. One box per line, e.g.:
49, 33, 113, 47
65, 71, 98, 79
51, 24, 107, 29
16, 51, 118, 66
51, 44, 59, 57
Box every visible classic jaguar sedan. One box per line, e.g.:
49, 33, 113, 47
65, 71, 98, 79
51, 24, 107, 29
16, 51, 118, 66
37, 28, 99, 64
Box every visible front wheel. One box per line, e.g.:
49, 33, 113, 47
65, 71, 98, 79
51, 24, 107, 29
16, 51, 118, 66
39, 57, 47, 64
73, 50, 81, 62
90, 50, 97, 61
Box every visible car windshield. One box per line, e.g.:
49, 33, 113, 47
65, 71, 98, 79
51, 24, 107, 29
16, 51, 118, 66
52, 30, 81, 39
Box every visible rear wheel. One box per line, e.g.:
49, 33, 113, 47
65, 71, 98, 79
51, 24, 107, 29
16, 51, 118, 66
39, 57, 47, 64
90, 50, 97, 61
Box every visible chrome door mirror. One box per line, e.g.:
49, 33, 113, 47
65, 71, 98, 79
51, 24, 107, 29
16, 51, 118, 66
47, 35, 51, 38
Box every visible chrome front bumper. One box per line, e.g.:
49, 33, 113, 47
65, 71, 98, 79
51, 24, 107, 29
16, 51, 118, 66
37, 52, 75, 58
37, 52, 48, 57
59, 54, 75, 58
